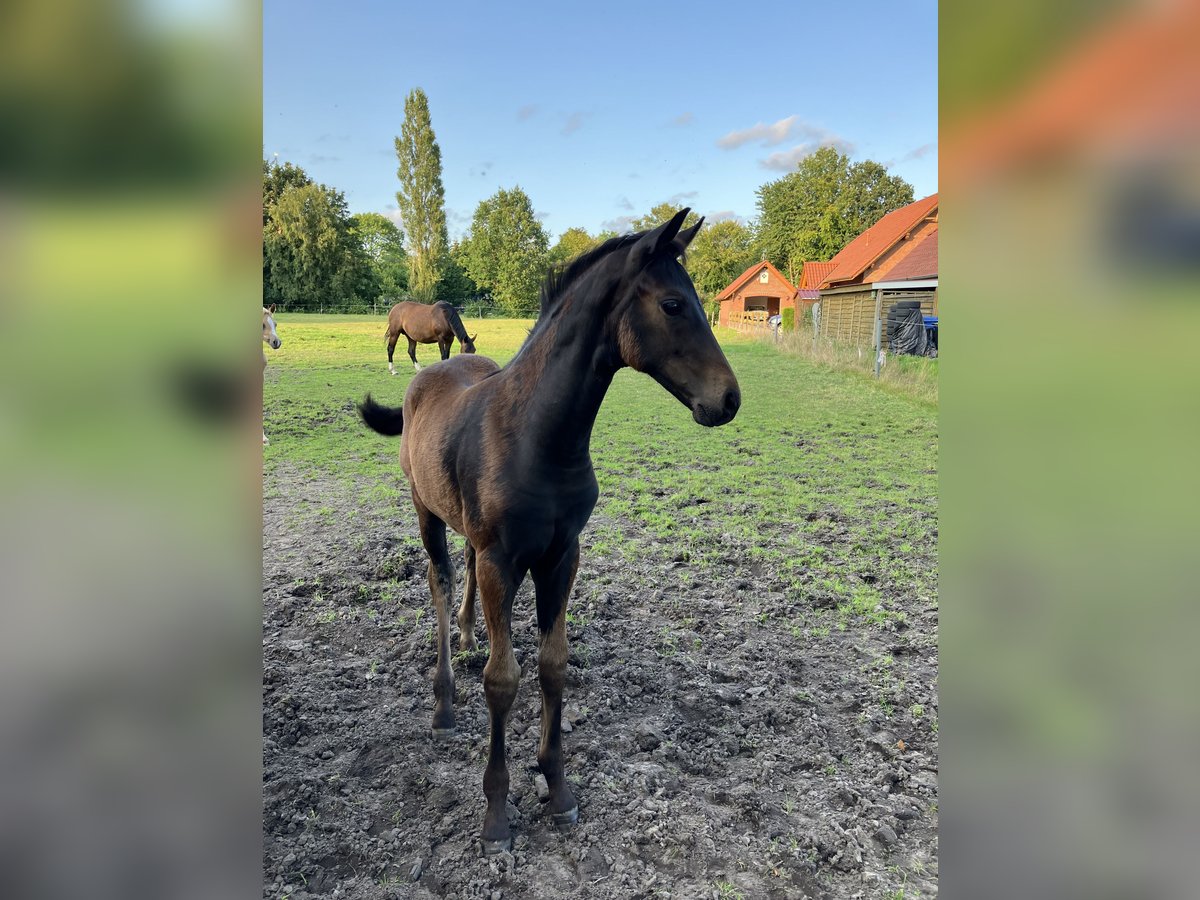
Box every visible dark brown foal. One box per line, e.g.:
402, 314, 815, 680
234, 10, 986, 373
360, 208, 740, 854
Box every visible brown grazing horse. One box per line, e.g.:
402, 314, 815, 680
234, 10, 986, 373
384, 300, 477, 374
359, 209, 740, 854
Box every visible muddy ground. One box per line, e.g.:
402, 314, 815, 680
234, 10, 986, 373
264, 466, 938, 899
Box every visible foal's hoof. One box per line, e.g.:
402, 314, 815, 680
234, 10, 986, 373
482, 837, 512, 856
551, 806, 579, 827
431, 725, 457, 740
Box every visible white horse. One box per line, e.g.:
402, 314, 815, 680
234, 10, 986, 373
262, 305, 281, 445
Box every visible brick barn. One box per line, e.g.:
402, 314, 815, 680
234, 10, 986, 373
714, 260, 796, 328
813, 193, 939, 348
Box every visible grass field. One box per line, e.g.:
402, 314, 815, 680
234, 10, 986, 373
265, 314, 937, 628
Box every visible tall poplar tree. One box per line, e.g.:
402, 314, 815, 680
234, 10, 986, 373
394, 88, 448, 302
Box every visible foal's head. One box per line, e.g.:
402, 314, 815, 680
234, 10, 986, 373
263, 305, 281, 350
609, 209, 740, 426
462, 333, 478, 354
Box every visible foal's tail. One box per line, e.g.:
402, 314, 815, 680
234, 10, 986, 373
358, 394, 404, 436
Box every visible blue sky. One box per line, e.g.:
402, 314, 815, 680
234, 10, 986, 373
264, 0, 937, 242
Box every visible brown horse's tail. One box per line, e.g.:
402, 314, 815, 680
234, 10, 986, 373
358, 394, 404, 436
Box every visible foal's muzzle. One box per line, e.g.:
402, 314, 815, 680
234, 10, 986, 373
692, 387, 740, 427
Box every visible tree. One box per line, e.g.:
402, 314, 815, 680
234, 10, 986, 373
755, 147, 914, 281
263, 158, 313, 224
548, 227, 601, 266
630, 202, 700, 235
265, 182, 374, 311
438, 240, 480, 305
686, 219, 760, 299
394, 88, 448, 302
263, 158, 316, 304
349, 212, 408, 300
463, 186, 549, 316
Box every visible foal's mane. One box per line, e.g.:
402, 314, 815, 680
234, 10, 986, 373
520, 225, 689, 352
538, 233, 639, 317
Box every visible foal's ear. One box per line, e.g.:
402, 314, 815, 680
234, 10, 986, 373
268, 304, 276, 314
625, 207, 691, 277
674, 217, 704, 252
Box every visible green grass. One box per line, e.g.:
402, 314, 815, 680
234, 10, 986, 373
265, 314, 937, 627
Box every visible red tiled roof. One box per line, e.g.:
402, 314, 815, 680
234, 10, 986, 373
871, 226, 938, 282
821, 194, 939, 288
793, 260, 836, 301
800, 261, 836, 290
715, 259, 795, 302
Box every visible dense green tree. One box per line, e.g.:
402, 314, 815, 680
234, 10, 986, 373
265, 182, 374, 311
438, 240, 480, 305
687, 219, 760, 299
629, 202, 700, 235
548, 227, 601, 266
394, 88, 449, 302
263, 158, 313, 223
263, 158, 316, 304
349, 212, 408, 300
755, 147, 913, 281
463, 186, 549, 316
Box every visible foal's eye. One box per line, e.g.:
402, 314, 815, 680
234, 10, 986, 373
660, 299, 683, 317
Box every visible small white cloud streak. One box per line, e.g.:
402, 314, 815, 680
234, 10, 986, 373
562, 112, 585, 136
760, 137, 857, 171
718, 115, 801, 149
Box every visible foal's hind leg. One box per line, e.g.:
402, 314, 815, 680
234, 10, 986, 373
531, 541, 580, 826
413, 498, 456, 735
457, 543, 478, 652
476, 550, 523, 853
407, 338, 421, 371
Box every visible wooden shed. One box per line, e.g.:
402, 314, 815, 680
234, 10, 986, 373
815, 194, 939, 349
714, 260, 796, 330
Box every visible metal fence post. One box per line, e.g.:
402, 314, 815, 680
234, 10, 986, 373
872, 289, 883, 379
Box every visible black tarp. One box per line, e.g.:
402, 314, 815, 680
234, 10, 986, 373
888, 304, 930, 356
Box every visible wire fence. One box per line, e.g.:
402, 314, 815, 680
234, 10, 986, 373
723, 302, 939, 402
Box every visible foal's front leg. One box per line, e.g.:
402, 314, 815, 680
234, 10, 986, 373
532, 542, 580, 825
476, 550, 523, 853
407, 338, 421, 371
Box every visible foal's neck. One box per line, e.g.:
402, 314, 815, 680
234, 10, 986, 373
503, 292, 619, 466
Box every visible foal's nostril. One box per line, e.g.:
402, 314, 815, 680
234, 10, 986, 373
723, 389, 740, 416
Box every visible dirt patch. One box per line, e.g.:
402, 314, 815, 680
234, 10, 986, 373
264, 466, 938, 899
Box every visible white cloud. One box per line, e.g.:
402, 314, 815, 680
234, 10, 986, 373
902, 142, 937, 162
562, 112, 585, 136
671, 111, 694, 127
601, 214, 638, 233
516, 104, 538, 121
718, 115, 803, 149
760, 137, 856, 171
705, 210, 746, 224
